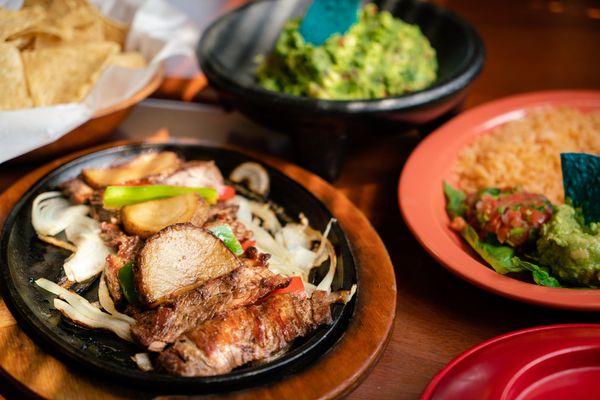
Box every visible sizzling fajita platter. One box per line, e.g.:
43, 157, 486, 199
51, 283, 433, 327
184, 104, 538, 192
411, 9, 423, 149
0, 143, 364, 391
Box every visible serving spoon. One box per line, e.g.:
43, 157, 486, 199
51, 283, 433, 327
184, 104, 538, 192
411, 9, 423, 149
299, 0, 362, 46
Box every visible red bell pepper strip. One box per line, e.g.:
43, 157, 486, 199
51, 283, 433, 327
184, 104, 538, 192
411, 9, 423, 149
241, 240, 256, 251
267, 276, 306, 299
218, 185, 236, 201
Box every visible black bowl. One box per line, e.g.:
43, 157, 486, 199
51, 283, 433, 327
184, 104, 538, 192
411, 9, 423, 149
198, 0, 484, 133
0, 143, 357, 394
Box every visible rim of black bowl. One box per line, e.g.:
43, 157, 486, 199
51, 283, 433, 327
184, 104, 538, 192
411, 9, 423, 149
0, 143, 357, 393
198, 0, 486, 114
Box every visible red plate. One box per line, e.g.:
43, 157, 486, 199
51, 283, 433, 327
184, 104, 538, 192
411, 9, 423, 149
422, 324, 600, 400
398, 90, 600, 310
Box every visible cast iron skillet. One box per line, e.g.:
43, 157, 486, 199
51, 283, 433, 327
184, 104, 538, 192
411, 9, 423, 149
0, 143, 357, 393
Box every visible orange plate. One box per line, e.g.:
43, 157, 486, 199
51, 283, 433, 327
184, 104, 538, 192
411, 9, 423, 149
398, 90, 600, 310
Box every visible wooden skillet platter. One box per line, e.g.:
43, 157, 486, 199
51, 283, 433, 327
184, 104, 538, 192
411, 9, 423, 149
0, 140, 396, 399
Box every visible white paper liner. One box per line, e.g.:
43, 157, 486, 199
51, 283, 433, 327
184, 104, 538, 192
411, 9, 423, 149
0, 0, 200, 163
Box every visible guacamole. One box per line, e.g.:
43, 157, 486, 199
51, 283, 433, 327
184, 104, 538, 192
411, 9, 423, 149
537, 204, 600, 286
256, 4, 438, 100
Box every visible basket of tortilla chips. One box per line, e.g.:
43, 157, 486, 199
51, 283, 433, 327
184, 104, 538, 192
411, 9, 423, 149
0, 0, 195, 162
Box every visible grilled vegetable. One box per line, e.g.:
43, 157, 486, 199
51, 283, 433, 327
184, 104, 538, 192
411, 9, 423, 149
119, 262, 139, 304
208, 224, 244, 256
82, 152, 181, 188
121, 193, 209, 238
229, 162, 270, 195
267, 276, 306, 298
135, 224, 242, 307
103, 185, 218, 209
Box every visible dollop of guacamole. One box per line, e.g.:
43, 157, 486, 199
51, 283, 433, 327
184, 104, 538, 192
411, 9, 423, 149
537, 205, 600, 286
256, 4, 438, 100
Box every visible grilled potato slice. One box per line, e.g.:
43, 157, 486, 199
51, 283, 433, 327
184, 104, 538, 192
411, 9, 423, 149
82, 151, 181, 188
135, 224, 242, 307
121, 193, 209, 238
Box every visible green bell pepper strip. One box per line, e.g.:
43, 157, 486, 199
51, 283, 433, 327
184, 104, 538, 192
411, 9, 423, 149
208, 225, 244, 256
103, 185, 218, 208
118, 262, 139, 305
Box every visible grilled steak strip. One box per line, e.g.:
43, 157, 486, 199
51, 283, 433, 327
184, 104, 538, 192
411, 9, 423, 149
100, 222, 142, 303
204, 201, 253, 243
90, 190, 120, 224
60, 178, 94, 204
156, 291, 348, 377
131, 250, 289, 351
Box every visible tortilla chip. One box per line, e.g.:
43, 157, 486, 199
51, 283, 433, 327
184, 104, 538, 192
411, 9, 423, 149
107, 51, 146, 69
22, 41, 119, 106
0, 44, 33, 110
32, 33, 63, 48
6, 34, 35, 50
34, 20, 106, 48
0, 6, 46, 41
8, 19, 73, 43
23, 0, 52, 8
47, 0, 97, 28
101, 15, 128, 47
72, 19, 104, 41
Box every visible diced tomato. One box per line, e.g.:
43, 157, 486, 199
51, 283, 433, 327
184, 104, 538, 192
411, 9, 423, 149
218, 185, 236, 201
267, 276, 306, 299
241, 240, 256, 251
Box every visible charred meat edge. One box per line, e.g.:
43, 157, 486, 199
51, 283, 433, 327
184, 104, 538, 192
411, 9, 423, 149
156, 291, 349, 377
131, 248, 289, 351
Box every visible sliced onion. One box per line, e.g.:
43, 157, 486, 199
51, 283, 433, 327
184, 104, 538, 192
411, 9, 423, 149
315, 219, 337, 293
54, 299, 132, 342
32, 192, 111, 283
132, 353, 153, 371
278, 223, 312, 250
31, 192, 89, 236
234, 195, 253, 225
36, 278, 132, 341
236, 194, 338, 293
37, 234, 77, 252
230, 162, 270, 195
348, 284, 357, 301
249, 201, 282, 233
98, 273, 135, 324
63, 231, 111, 282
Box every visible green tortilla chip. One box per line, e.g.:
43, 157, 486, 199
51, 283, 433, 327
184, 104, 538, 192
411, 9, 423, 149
561, 153, 600, 224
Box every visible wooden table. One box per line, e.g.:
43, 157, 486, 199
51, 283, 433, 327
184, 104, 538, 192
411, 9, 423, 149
1, 1, 599, 399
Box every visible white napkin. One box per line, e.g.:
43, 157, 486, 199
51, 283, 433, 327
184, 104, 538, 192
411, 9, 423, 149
0, 0, 200, 163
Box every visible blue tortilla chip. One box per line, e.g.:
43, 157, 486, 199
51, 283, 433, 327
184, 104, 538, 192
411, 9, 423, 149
299, 0, 361, 45
561, 153, 600, 224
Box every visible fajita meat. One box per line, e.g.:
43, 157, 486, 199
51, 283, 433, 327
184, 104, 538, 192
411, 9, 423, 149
150, 161, 225, 190
100, 222, 142, 303
60, 178, 94, 205
204, 201, 253, 243
156, 290, 350, 377
90, 189, 120, 224
131, 248, 289, 351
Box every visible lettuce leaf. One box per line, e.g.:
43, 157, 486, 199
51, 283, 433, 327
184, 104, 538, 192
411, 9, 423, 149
462, 225, 521, 274
443, 182, 467, 219
443, 182, 562, 287
512, 257, 561, 288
